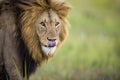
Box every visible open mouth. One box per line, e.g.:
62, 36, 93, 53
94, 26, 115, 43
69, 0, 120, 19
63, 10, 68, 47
44, 41, 56, 47
41, 41, 57, 56
41, 40, 58, 56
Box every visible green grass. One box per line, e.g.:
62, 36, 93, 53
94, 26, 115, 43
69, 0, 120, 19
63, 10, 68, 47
30, 0, 120, 80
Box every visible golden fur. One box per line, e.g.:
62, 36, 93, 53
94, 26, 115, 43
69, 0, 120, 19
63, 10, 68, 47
18, 0, 70, 63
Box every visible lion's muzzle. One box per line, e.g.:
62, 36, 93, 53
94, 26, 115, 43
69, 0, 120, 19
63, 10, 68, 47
41, 38, 58, 56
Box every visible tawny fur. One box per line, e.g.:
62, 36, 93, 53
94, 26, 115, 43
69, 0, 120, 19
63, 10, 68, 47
18, 0, 71, 62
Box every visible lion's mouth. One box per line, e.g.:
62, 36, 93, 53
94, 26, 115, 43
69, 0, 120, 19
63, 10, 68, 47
44, 41, 56, 47
41, 41, 58, 56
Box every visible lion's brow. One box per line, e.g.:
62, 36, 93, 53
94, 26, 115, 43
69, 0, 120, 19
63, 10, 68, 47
47, 11, 52, 23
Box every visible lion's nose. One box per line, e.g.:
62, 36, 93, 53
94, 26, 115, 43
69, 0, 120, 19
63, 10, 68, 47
47, 37, 56, 41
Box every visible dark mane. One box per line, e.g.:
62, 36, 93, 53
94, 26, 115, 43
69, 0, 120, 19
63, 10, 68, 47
0, 0, 70, 79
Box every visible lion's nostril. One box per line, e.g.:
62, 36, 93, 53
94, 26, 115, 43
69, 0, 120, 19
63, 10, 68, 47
47, 37, 56, 41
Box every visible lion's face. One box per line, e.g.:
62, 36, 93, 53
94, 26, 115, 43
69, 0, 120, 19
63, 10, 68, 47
35, 10, 61, 56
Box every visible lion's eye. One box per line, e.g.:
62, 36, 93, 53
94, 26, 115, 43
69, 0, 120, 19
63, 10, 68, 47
40, 22, 46, 27
55, 22, 60, 28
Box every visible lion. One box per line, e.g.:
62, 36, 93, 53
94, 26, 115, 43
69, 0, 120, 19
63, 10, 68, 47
0, 0, 70, 80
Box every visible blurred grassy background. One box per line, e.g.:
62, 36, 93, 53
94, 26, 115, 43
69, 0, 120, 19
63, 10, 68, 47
30, 0, 120, 80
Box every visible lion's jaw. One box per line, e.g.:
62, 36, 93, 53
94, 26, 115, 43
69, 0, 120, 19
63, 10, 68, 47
41, 46, 56, 56
41, 40, 58, 56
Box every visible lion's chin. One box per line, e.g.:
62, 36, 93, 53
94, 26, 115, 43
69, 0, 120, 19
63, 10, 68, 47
41, 46, 56, 56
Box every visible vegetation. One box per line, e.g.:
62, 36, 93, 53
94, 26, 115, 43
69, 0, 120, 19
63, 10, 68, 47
30, 0, 120, 80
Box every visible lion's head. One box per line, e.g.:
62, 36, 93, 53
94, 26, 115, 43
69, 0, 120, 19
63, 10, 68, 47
18, 0, 70, 62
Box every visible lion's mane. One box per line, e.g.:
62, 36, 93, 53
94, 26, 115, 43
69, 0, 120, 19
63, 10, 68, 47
18, 0, 71, 62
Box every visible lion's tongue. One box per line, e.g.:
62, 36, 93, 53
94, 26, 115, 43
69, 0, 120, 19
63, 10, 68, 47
47, 41, 56, 47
